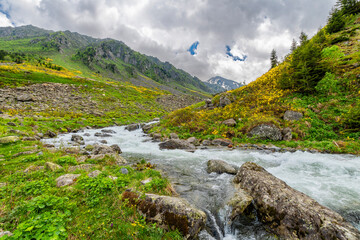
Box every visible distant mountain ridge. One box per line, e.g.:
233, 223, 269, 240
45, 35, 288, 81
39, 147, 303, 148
0, 25, 211, 95
204, 76, 243, 93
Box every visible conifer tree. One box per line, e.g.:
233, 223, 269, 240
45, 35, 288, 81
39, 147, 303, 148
270, 49, 279, 69
290, 39, 297, 52
299, 31, 308, 45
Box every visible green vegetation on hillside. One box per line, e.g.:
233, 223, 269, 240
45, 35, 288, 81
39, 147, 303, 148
154, 2, 360, 154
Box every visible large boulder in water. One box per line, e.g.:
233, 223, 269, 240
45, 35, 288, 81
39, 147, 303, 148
233, 162, 360, 240
122, 191, 206, 239
248, 124, 282, 141
159, 139, 196, 151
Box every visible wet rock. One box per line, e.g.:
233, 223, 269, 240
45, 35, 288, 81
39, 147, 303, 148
83, 133, 91, 137
45, 130, 57, 138
71, 134, 84, 145
24, 165, 44, 173
207, 160, 237, 175
0, 136, 20, 144
125, 123, 141, 131
88, 170, 102, 178
233, 162, 360, 240
211, 138, 232, 146
228, 187, 253, 221
84, 145, 94, 151
248, 124, 282, 141
94, 132, 112, 137
45, 162, 63, 171
122, 191, 206, 239
101, 129, 116, 134
100, 140, 107, 144
222, 118, 236, 127
68, 164, 95, 172
159, 139, 196, 151
170, 133, 179, 139
110, 144, 122, 154
282, 127, 292, 141
56, 174, 81, 187
284, 110, 303, 121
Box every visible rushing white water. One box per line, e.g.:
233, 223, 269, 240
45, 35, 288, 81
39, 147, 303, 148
43, 125, 360, 239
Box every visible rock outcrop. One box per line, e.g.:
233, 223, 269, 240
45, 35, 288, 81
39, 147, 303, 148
159, 139, 196, 151
207, 160, 237, 175
284, 110, 303, 121
56, 174, 81, 187
122, 191, 206, 239
248, 124, 282, 141
233, 162, 360, 240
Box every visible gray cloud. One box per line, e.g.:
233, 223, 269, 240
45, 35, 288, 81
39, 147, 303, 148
1, 0, 336, 83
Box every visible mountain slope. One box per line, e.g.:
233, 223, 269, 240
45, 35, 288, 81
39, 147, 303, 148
204, 76, 243, 93
0, 25, 211, 96
154, 10, 360, 154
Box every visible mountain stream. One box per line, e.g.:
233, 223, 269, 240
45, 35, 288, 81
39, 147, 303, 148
43, 124, 360, 239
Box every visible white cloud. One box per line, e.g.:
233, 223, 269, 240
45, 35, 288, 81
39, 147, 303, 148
0, 0, 337, 83
0, 12, 12, 27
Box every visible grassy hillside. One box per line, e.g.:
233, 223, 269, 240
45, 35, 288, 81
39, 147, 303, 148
154, 8, 360, 154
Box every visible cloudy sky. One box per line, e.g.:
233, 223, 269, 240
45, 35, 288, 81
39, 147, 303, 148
0, 0, 336, 83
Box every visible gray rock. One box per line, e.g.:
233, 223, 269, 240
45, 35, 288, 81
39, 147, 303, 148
94, 132, 112, 137
56, 174, 81, 187
24, 165, 44, 173
284, 110, 303, 121
88, 170, 102, 178
71, 134, 84, 145
228, 187, 253, 221
0, 136, 20, 144
110, 144, 122, 154
219, 96, 231, 107
125, 123, 141, 131
151, 133, 162, 141
282, 127, 292, 141
100, 140, 107, 144
0, 230, 13, 237
7, 122, 16, 126
233, 162, 360, 240
93, 144, 116, 155
16, 94, 34, 102
68, 164, 95, 172
211, 138, 232, 146
122, 191, 206, 239
45, 130, 57, 138
83, 133, 91, 137
248, 124, 282, 141
201, 140, 212, 146
207, 160, 237, 174
222, 118, 236, 127
101, 129, 116, 134
141, 178, 152, 185
187, 137, 200, 146
45, 162, 63, 171
159, 139, 196, 151
142, 123, 157, 133
170, 133, 179, 139
121, 168, 129, 174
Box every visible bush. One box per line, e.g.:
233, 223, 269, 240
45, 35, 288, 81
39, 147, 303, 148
343, 100, 360, 130
315, 72, 339, 94
56, 156, 77, 166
